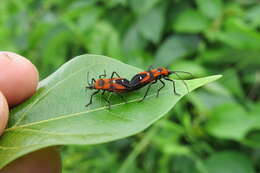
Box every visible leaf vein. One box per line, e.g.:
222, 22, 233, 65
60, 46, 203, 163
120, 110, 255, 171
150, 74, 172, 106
5, 89, 176, 132
12, 63, 101, 128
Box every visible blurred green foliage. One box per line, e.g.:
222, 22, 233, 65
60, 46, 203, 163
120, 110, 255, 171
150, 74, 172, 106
1, 0, 260, 172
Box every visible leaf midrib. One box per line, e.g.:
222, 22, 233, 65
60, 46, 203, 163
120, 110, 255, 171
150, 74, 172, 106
0, 91, 174, 150
5, 88, 175, 132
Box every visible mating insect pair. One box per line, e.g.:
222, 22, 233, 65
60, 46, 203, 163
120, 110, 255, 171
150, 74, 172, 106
85, 67, 192, 109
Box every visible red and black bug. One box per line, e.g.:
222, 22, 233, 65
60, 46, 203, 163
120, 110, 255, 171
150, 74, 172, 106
129, 66, 193, 102
85, 71, 131, 109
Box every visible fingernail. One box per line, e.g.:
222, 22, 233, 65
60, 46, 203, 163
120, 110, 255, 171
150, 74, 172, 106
0, 52, 13, 66
0, 51, 12, 59
0, 91, 9, 135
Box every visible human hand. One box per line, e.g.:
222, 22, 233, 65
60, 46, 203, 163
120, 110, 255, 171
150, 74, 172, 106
0, 52, 61, 173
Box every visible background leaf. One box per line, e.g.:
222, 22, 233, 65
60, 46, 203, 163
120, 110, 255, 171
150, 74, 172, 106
205, 151, 255, 173
205, 103, 254, 140
196, 0, 222, 19
155, 35, 200, 66
0, 54, 221, 168
172, 9, 209, 33
137, 6, 165, 43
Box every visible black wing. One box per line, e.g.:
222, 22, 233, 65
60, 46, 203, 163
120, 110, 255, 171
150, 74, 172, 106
130, 73, 148, 89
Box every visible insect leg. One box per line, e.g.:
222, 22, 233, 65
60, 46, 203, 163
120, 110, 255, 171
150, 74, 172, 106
111, 71, 121, 78
157, 79, 165, 97
85, 72, 92, 91
101, 90, 106, 95
170, 72, 189, 93
164, 77, 180, 96
104, 95, 111, 110
139, 80, 157, 102
99, 70, 107, 78
87, 72, 91, 85
91, 78, 96, 84
85, 90, 100, 107
117, 93, 127, 103
101, 90, 111, 110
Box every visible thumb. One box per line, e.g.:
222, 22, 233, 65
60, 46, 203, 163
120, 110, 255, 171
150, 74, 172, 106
0, 91, 9, 136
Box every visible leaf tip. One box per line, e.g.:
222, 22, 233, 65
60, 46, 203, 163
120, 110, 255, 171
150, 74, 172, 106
213, 74, 223, 80
186, 74, 223, 92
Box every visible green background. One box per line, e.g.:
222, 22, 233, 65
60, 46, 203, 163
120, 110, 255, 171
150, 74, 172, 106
0, 0, 259, 172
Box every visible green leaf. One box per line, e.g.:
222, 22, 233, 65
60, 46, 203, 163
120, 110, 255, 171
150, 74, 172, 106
137, 6, 165, 43
0, 54, 221, 168
205, 103, 254, 140
85, 22, 123, 58
205, 151, 255, 173
172, 156, 199, 173
216, 18, 260, 49
155, 35, 200, 66
172, 9, 209, 33
40, 24, 70, 76
220, 69, 245, 99
243, 102, 260, 147
123, 24, 147, 53
129, 0, 160, 15
196, 0, 222, 19
246, 5, 260, 27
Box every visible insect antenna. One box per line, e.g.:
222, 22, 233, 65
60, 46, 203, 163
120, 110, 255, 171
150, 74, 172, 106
86, 72, 91, 90
170, 71, 190, 93
170, 70, 194, 78
88, 72, 91, 85
148, 64, 155, 71
166, 64, 170, 69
